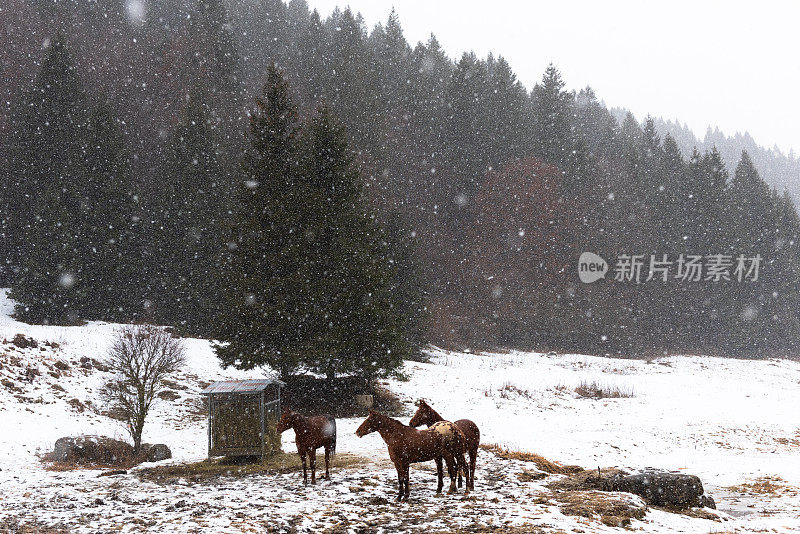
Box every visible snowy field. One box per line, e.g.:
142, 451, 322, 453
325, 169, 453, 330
1, 289, 799, 533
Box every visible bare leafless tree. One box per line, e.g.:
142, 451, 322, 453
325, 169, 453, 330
103, 324, 186, 452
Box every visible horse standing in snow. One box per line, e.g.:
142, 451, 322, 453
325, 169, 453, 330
409, 399, 480, 491
355, 410, 470, 501
276, 408, 336, 484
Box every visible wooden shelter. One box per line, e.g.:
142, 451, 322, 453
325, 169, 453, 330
200, 379, 285, 458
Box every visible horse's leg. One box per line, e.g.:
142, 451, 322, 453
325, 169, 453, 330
444, 453, 457, 494
395, 463, 404, 501
301, 451, 308, 485
403, 463, 411, 501
456, 441, 463, 488
459, 452, 470, 495
309, 448, 317, 485
435, 457, 444, 494
469, 447, 477, 491
324, 445, 331, 480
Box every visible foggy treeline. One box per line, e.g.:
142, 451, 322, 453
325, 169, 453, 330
1, 0, 799, 362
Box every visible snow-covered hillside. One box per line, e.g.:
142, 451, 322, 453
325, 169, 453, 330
1, 289, 798, 533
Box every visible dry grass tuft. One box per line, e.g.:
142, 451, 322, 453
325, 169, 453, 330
426, 527, 554, 534
480, 444, 581, 475
546, 467, 628, 492
574, 380, 633, 399
653, 505, 721, 521
1, 517, 69, 533
725, 475, 795, 496
45, 461, 116, 472
498, 382, 533, 400
557, 490, 647, 527
517, 468, 547, 482
137, 452, 369, 484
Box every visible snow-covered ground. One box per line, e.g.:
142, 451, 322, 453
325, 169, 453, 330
1, 289, 798, 533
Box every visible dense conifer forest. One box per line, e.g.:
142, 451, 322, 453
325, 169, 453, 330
1, 0, 799, 374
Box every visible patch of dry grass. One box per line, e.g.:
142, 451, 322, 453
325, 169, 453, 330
725, 475, 796, 496
137, 452, 370, 484
44, 461, 120, 472
653, 505, 721, 521
480, 444, 582, 475
516, 468, 547, 482
574, 380, 633, 399
0, 517, 69, 533
556, 490, 647, 527
546, 467, 628, 492
775, 435, 800, 447
426, 527, 557, 534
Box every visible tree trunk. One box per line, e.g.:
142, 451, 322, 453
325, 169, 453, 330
132, 416, 144, 453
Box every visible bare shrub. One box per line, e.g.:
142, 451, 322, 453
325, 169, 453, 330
102, 325, 186, 452
499, 382, 533, 399
574, 380, 633, 399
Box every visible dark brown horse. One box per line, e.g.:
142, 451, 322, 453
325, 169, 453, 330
355, 410, 470, 501
409, 400, 480, 491
276, 408, 336, 484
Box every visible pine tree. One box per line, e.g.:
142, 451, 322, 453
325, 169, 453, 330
531, 64, 575, 170
9, 37, 139, 323
214, 66, 414, 380
152, 87, 226, 332
445, 52, 489, 214
696, 147, 728, 252
214, 64, 305, 377
721, 151, 779, 356
299, 105, 411, 380
324, 8, 380, 149
727, 151, 774, 254
80, 101, 141, 321
9, 36, 90, 323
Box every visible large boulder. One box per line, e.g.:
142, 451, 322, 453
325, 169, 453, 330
141, 443, 172, 462
52, 436, 134, 466
609, 471, 715, 508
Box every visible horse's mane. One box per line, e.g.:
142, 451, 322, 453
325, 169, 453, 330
373, 411, 407, 429
423, 402, 445, 422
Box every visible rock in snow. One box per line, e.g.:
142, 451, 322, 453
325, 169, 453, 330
142, 443, 172, 463
52, 435, 133, 465
609, 471, 715, 508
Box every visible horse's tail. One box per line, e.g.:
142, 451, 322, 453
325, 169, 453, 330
328, 416, 337, 458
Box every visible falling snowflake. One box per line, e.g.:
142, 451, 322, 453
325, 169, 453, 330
58, 273, 76, 288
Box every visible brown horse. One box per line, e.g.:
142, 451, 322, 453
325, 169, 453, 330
276, 408, 336, 484
409, 400, 480, 491
355, 410, 470, 501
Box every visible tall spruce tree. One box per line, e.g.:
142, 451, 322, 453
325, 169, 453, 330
214, 66, 414, 380
80, 101, 141, 321
10, 37, 138, 323
299, 105, 412, 380
9, 36, 90, 323
722, 151, 779, 355
152, 88, 226, 331
214, 64, 305, 377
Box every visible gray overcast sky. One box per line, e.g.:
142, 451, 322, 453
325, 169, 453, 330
306, 0, 800, 156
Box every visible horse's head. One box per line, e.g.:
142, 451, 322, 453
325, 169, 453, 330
276, 408, 295, 433
408, 399, 434, 427
355, 410, 380, 437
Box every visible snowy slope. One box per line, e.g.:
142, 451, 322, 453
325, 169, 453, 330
1, 289, 798, 533
389, 349, 800, 531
